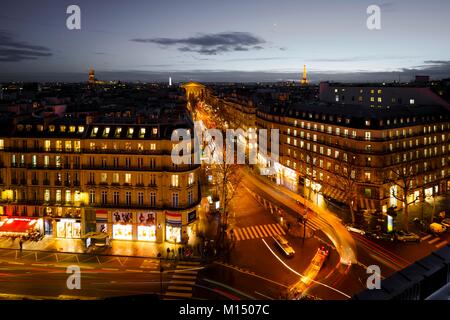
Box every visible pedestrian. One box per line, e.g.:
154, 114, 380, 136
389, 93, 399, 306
171, 248, 175, 258
178, 247, 182, 257
181, 247, 185, 257
166, 247, 170, 258
19, 237, 23, 252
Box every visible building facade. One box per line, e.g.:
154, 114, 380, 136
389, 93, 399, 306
0, 115, 201, 244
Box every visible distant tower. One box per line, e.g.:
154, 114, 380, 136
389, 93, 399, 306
88, 68, 95, 84
300, 64, 309, 86
169, 77, 172, 86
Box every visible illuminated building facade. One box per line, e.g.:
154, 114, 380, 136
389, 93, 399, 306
0, 114, 201, 243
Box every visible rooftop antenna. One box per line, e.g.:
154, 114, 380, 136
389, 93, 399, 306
169, 77, 172, 86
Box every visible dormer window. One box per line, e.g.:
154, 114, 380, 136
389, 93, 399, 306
69, 126, 76, 132
152, 128, 158, 135
17, 125, 24, 131
49, 125, 55, 132
37, 125, 44, 132
139, 128, 146, 138
115, 127, 122, 138
26, 125, 32, 131
60, 125, 66, 132
128, 128, 134, 138
103, 127, 110, 137
91, 127, 99, 137
78, 126, 84, 133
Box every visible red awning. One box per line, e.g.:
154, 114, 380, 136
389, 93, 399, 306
0, 218, 38, 235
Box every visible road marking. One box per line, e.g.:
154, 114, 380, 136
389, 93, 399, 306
168, 286, 192, 291
31, 263, 48, 267
102, 268, 119, 271
268, 224, 280, 236
7, 261, 25, 265
164, 292, 192, 298
435, 240, 448, 248
173, 275, 197, 280
274, 224, 286, 235
263, 225, 273, 237
428, 237, 441, 245
125, 269, 143, 273
421, 235, 432, 241
169, 280, 196, 285
176, 265, 195, 269
174, 269, 198, 275
253, 226, 263, 238
241, 228, 250, 240
234, 229, 242, 241
246, 227, 256, 238
258, 225, 268, 237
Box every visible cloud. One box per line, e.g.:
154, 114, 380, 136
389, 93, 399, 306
130, 32, 265, 55
0, 29, 52, 62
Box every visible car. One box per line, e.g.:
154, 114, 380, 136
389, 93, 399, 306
346, 225, 366, 235
440, 218, 450, 229
273, 234, 295, 257
430, 222, 447, 234
395, 230, 420, 242
367, 232, 395, 242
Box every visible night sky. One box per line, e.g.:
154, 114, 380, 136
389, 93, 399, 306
1, 0, 450, 82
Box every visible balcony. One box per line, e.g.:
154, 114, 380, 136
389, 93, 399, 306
31, 179, 39, 185
54, 180, 62, 186
43, 179, 50, 185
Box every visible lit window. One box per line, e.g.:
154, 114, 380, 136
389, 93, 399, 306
152, 128, 158, 135
0, 139, 5, 150
188, 173, 194, 185
60, 125, 66, 132
171, 175, 179, 187
49, 125, 55, 132
69, 126, 76, 132
139, 128, 146, 138
101, 173, 107, 183
78, 126, 84, 133
115, 127, 122, 137
409, 99, 415, 105
128, 128, 134, 138
44, 190, 50, 202
125, 173, 131, 184
150, 143, 156, 150
91, 127, 98, 137
65, 190, 71, 203
103, 127, 110, 137
56, 190, 61, 202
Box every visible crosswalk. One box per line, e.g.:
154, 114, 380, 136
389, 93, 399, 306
164, 260, 201, 299
229, 223, 286, 241
421, 235, 448, 249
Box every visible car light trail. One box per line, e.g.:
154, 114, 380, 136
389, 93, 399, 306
261, 238, 351, 299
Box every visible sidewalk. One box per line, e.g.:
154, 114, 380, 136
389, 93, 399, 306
0, 199, 220, 260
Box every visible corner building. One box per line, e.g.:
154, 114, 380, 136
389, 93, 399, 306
0, 113, 201, 244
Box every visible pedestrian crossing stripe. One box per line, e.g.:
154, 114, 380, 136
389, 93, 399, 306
231, 223, 287, 241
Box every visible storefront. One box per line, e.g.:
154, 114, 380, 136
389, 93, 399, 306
112, 211, 133, 240
137, 212, 156, 242
0, 217, 43, 236
56, 218, 81, 238
166, 212, 182, 243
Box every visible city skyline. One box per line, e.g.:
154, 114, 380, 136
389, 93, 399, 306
1, 0, 450, 82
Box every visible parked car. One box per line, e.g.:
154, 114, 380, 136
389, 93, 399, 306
346, 225, 366, 235
429, 222, 447, 234
395, 230, 420, 242
273, 234, 295, 257
440, 218, 450, 228
367, 232, 394, 242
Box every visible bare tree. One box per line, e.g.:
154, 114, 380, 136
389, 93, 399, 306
389, 165, 416, 233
